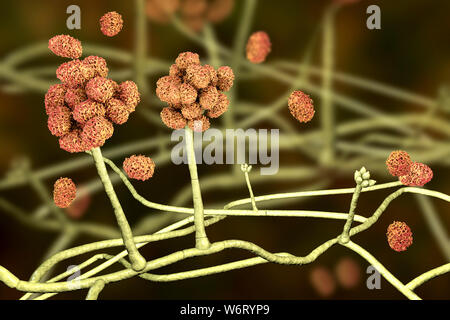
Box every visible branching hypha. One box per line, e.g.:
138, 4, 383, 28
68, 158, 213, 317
0, 0, 449, 300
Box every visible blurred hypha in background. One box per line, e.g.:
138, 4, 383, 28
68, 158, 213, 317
146, 0, 234, 31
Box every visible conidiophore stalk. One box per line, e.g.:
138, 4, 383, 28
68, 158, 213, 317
340, 167, 376, 244
90, 147, 147, 271
320, 4, 337, 165
241, 163, 258, 211
340, 184, 362, 244
185, 126, 211, 250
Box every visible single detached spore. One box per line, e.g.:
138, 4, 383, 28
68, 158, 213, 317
157, 52, 233, 130
48, 35, 82, 59
386, 150, 412, 177
160, 107, 187, 129
246, 31, 272, 64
